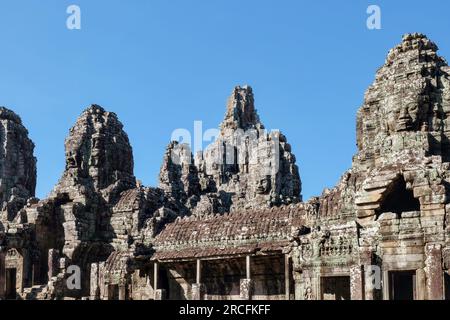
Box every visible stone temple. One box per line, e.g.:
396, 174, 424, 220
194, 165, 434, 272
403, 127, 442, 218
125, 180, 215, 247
1, 33, 450, 300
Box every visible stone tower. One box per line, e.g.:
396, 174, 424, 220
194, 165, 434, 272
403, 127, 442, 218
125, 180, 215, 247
355, 33, 450, 171
159, 85, 302, 215
0, 107, 36, 222
56, 104, 136, 201
17, 105, 139, 292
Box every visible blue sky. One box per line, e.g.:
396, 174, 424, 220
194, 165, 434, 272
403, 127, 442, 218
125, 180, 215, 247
0, 0, 449, 200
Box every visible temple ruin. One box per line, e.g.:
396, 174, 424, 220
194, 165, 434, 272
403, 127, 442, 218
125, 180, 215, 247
0, 33, 450, 300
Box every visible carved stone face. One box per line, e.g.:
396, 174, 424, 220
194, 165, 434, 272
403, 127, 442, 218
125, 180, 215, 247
256, 176, 271, 194
66, 152, 78, 169
385, 94, 428, 133
89, 135, 106, 170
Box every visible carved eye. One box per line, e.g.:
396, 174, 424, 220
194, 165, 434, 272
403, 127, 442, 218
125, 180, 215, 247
408, 103, 418, 112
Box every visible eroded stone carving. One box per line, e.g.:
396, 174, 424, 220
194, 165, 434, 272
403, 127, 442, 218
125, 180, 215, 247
0, 33, 449, 301
159, 85, 302, 215
0, 107, 36, 222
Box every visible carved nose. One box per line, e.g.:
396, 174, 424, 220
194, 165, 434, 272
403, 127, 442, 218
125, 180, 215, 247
398, 108, 411, 121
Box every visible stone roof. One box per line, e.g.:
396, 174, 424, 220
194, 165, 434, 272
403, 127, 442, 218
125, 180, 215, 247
152, 204, 305, 261
113, 188, 142, 212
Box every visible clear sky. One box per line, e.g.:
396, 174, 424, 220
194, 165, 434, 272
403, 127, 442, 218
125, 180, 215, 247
1, 0, 449, 200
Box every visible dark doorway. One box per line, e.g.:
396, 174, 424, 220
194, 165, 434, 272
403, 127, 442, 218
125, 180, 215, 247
6, 268, 17, 300
159, 267, 170, 300
321, 276, 351, 300
377, 176, 420, 215
445, 272, 450, 300
389, 271, 416, 300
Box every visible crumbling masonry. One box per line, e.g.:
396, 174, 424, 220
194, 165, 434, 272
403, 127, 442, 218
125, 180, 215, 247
1, 33, 450, 300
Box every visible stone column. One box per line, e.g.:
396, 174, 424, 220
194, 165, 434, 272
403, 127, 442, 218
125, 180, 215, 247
0, 250, 5, 299
153, 262, 166, 300
118, 284, 127, 300
240, 256, 253, 300
103, 283, 110, 300
313, 272, 320, 300
293, 272, 303, 300
90, 262, 100, 300
359, 248, 377, 300
97, 262, 106, 300
240, 279, 253, 300
47, 249, 60, 280
192, 283, 205, 300
295, 269, 316, 300
197, 259, 201, 284
192, 259, 205, 300
246, 255, 251, 279
425, 244, 444, 300
154, 289, 166, 300
284, 255, 291, 300
21, 248, 31, 288
154, 262, 158, 292
416, 268, 427, 300
382, 270, 390, 300
350, 265, 364, 300
364, 265, 381, 300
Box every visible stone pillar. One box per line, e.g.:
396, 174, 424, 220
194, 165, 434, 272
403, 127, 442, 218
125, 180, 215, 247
0, 250, 5, 299
293, 272, 303, 300
240, 256, 253, 300
382, 270, 389, 300
284, 255, 291, 300
153, 262, 160, 300
98, 262, 106, 300
192, 259, 205, 300
246, 255, 251, 279
118, 284, 126, 300
90, 263, 100, 300
364, 265, 381, 300
154, 289, 166, 300
21, 248, 31, 288
47, 249, 60, 280
416, 268, 427, 300
153, 261, 167, 300
359, 248, 377, 300
425, 244, 444, 300
313, 273, 320, 300
350, 265, 364, 300
196, 259, 202, 284
103, 283, 110, 300
192, 283, 205, 300
295, 269, 316, 300
240, 279, 253, 300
